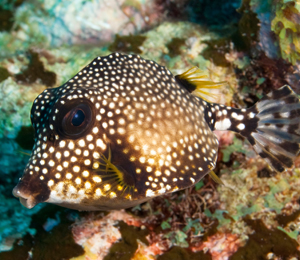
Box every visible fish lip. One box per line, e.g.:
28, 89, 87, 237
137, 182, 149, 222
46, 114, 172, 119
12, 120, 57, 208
12, 186, 38, 209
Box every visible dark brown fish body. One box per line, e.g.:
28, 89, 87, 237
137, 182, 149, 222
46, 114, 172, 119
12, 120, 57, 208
13, 53, 300, 211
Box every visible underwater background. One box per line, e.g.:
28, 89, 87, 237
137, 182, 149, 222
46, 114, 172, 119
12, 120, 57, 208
0, 0, 300, 259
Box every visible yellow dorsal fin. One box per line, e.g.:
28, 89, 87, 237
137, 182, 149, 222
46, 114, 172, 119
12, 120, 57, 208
176, 66, 227, 102
208, 171, 224, 185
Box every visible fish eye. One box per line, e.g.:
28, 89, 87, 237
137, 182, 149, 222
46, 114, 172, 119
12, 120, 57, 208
71, 109, 85, 126
56, 100, 95, 139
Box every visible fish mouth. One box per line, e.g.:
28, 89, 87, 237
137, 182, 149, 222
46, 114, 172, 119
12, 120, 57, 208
12, 186, 38, 209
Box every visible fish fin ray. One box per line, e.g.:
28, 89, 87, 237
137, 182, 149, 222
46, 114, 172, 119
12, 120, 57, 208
93, 146, 135, 197
242, 86, 299, 172
208, 171, 224, 185
175, 66, 227, 102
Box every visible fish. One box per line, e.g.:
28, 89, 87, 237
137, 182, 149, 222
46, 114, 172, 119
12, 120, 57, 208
12, 52, 300, 211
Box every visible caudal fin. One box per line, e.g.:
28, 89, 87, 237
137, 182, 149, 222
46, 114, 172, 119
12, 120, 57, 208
250, 85, 300, 172
211, 85, 300, 172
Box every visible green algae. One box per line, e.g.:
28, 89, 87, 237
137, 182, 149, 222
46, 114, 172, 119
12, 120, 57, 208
262, 179, 291, 213
161, 218, 172, 230
194, 180, 204, 190
104, 221, 149, 260
15, 126, 34, 150
277, 226, 298, 240
15, 50, 56, 87
210, 210, 232, 227
164, 230, 189, 248
229, 216, 300, 259
108, 34, 146, 54
220, 136, 248, 163
235, 204, 262, 218
182, 218, 204, 234
157, 246, 212, 260
271, 0, 300, 65
215, 164, 300, 244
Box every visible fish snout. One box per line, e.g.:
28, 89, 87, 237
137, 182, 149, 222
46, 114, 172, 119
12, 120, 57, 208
12, 185, 39, 209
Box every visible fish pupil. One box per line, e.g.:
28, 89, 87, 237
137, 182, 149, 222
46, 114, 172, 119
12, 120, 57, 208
58, 100, 95, 139
72, 109, 85, 126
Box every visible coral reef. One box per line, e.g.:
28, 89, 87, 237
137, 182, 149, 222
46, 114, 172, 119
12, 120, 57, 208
271, 1, 300, 65
0, 0, 300, 259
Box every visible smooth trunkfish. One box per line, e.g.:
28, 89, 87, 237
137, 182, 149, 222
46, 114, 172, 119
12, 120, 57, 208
13, 53, 300, 211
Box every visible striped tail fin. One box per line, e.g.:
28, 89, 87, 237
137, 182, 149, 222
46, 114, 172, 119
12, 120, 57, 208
208, 85, 300, 172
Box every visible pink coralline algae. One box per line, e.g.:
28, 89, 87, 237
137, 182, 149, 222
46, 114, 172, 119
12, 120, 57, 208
192, 233, 241, 260
71, 211, 141, 259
